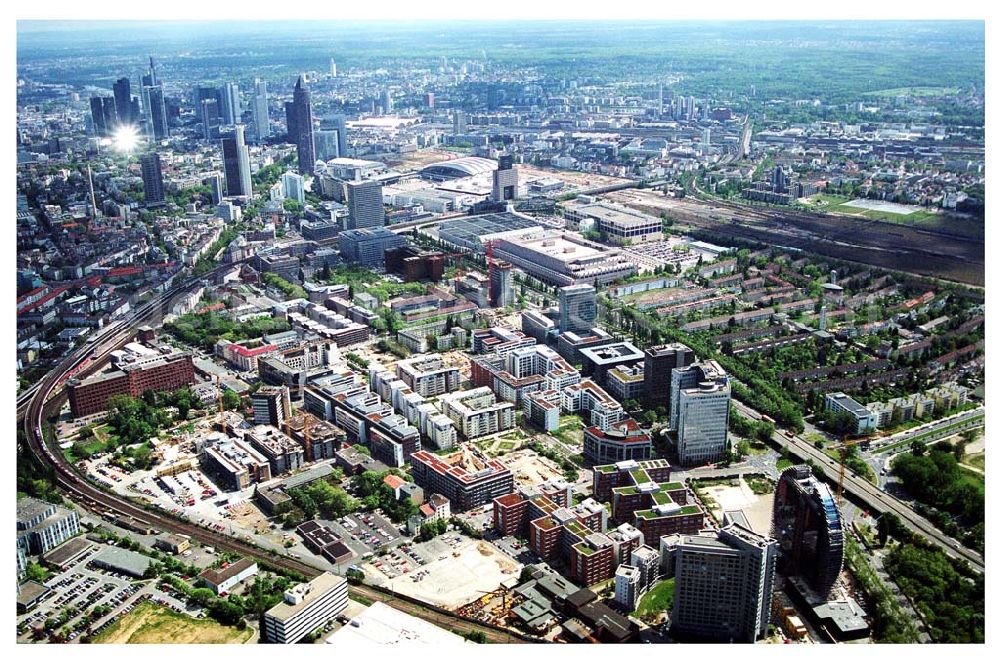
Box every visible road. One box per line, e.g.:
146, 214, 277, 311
19, 262, 534, 645
731, 399, 984, 571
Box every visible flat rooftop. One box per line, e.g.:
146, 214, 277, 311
325, 601, 467, 645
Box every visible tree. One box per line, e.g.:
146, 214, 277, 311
222, 389, 241, 412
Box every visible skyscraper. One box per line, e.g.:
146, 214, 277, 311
147, 55, 158, 86
113, 77, 133, 125
281, 172, 305, 204
558, 284, 596, 333
252, 78, 270, 141
670, 361, 731, 466
381, 88, 393, 113
219, 82, 241, 126
329, 115, 348, 158
221, 124, 253, 198
89, 97, 114, 137
329, 58, 337, 77
346, 180, 384, 230
140, 153, 166, 206
453, 110, 467, 135
644, 343, 695, 409
491, 154, 517, 202
205, 172, 224, 205
143, 85, 169, 139
314, 131, 339, 161
665, 524, 778, 643
200, 98, 220, 139
290, 75, 316, 175
489, 261, 515, 308
772, 465, 845, 598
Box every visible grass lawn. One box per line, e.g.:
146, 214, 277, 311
797, 193, 937, 224
961, 451, 984, 471
636, 578, 675, 622
94, 601, 252, 644
776, 457, 796, 472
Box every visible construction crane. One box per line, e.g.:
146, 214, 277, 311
215, 375, 226, 435
835, 436, 870, 504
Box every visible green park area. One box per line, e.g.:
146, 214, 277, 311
635, 578, 675, 623
797, 194, 937, 223
94, 602, 253, 644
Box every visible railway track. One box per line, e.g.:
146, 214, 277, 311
20, 262, 531, 644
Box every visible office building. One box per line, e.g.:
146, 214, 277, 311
824, 392, 877, 435
493, 230, 635, 287
337, 227, 406, 267
16, 497, 80, 556
289, 75, 317, 174
247, 426, 305, 476
113, 77, 134, 124
222, 124, 253, 198
314, 130, 339, 161
89, 96, 116, 137
251, 78, 270, 141
492, 154, 518, 202
205, 172, 224, 204
559, 284, 596, 333
410, 450, 513, 512
563, 199, 663, 245
200, 558, 258, 595
670, 361, 731, 466
381, 88, 393, 113
326, 601, 465, 645
583, 418, 651, 464
664, 524, 777, 643
139, 153, 166, 206
772, 465, 844, 598
263, 573, 349, 644
329, 114, 348, 158
281, 171, 305, 204
346, 179, 385, 229
453, 110, 467, 135
218, 82, 241, 125
251, 386, 292, 428
143, 85, 169, 139
329, 58, 337, 76
578, 341, 644, 388
644, 343, 695, 410
200, 98, 221, 139
200, 436, 272, 491
66, 353, 195, 417
490, 261, 515, 308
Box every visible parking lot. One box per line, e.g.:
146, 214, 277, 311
325, 509, 405, 559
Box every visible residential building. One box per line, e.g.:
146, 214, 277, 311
439, 387, 516, 439
614, 564, 642, 611
139, 153, 165, 206
396, 355, 460, 397
824, 392, 877, 435
410, 450, 513, 512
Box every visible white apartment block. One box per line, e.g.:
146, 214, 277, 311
440, 387, 516, 439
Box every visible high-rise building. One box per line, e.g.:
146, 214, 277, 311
772, 465, 845, 598
221, 124, 253, 198
252, 78, 270, 141
771, 166, 787, 194
453, 110, 467, 135
90, 97, 115, 137
328, 114, 348, 158
139, 153, 166, 206
263, 573, 348, 644
200, 98, 220, 139
216, 82, 239, 126
337, 227, 405, 267
558, 284, 596, 333
281, 171, 305, 204
670, 361, 731, 466
205, 173, 224, 205
346, 179, 384, 229
251, 386, 291, 428
147, 55, 158, 86
143, 85, 169, 139
289, 75, 316, 175
665, 524, 778, 643
489, 261, 515, 308
491, 154, 517, 202
314, 130, 339, 161
329, 58, 337, 77
424, 92, 435, 109
381, 88, 393, 113
643, 343, 695, 409
113, 77, 133, 125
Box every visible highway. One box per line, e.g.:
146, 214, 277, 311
731, 399, 984, 572
19, 261, 532, 644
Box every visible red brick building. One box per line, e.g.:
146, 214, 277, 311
67, 353, 195, 417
